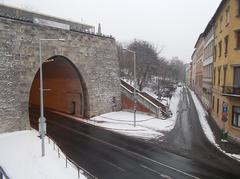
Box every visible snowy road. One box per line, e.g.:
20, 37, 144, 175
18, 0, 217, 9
29, 105, 240, 179
154, 86, 240, 178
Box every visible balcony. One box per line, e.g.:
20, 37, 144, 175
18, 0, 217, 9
222, 86, 240, 97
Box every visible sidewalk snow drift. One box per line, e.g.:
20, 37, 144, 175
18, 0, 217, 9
0, 130, 87, 179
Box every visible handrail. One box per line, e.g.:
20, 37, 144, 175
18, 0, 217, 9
0, 166, 10, 179
46, 135, 98, 179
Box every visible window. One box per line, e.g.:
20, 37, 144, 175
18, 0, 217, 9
224, 36, 229, 56
232, 106, 240, 128
219, 17, 223, 32
233, 67, 240, 87
226, 7, 230, 25
214, 68, 216, 86
212, 96, 215, 110
236, 31, 240, 49
219, 41, 222, 57
214, 45, 217, 61
223, 66, 227, 86
217, 98, 219, 114
218, 67, 221, 86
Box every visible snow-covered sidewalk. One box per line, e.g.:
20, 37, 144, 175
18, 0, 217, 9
0, 130, 87, 179
87, 87, 182, 140
189, 89, 240, 162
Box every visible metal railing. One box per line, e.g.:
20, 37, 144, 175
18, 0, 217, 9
46, 135, 98, 179
222, 86, 240, 96
0, 166, 10, 179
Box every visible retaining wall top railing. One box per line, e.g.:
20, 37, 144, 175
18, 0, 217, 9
0, 166, 10, 179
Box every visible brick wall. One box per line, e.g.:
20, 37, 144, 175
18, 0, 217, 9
121, 95, 152, 113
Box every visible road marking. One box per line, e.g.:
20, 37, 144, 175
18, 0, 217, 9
49, 120, 200, 179
102, 159, 126, 172
140, 164, 172, 179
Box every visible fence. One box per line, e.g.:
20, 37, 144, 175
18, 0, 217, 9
46, 135, 98, 179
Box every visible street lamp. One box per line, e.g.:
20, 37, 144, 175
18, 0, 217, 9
123, 48, 137, 127
39, 38, 65, 157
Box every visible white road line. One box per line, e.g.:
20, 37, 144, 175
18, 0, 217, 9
140, 164, 172, 179
52, 121, 200, 179
102, 159, 126, 172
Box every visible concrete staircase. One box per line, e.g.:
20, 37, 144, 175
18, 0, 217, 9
120, 80, 169, 118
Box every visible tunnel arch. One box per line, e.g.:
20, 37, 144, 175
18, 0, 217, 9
28, 55, 89, 127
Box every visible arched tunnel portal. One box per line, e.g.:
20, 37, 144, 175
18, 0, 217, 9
29, 55, 89, 129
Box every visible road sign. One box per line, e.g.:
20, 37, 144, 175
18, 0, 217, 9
223, 107, 228, 113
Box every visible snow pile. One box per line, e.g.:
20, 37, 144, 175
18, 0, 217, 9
189, 90, 240, 162
88, 87, 182, 140
0, 130, 87, 179
189, 90, 216, 145
90, 112, 171, 139
169, 87, 182, 118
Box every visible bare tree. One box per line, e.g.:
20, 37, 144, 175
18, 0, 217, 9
116, 42, 133, 80
169, 57, 185, 83
128, 40, 160, 91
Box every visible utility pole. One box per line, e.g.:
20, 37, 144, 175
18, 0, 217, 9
123, 48, 137, 127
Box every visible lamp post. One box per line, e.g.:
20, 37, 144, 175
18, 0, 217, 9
123, 48, 137, 127
39, 38, 64, 157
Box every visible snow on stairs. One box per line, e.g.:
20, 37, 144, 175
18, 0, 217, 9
120, 80, 169, 118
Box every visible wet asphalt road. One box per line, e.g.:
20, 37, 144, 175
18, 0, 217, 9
29, 87, 240, 179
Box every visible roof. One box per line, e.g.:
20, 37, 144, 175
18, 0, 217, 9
194, 33, 204, 48
212, 0, 227, 20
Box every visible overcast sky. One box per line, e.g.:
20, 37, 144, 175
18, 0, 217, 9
2, 0, 221, 63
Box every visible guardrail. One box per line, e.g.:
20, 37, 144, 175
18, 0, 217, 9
0, 166, 10, 179
46, 135, 98, 179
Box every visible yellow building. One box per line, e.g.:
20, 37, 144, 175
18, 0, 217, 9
212, 0, 240, 143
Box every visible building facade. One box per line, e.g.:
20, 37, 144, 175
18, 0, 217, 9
202, 20, 214, 111
212, 0, 240, 143
191, 50, 197, 91
194, 34, 204, 98
185, 63, 192, 87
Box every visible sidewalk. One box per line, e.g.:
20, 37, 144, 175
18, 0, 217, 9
206, 113, 240, 155
189, 89, 240, 162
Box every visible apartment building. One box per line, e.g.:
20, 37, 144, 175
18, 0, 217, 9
194, 34, 204, 98
202, 20, 214, 111
191, 50, 197, 91
212, 0, 240, 143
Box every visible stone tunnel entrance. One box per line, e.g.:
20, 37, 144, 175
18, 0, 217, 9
29, 55, 88, 129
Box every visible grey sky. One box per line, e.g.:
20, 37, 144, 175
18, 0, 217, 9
2, 0, 221, 62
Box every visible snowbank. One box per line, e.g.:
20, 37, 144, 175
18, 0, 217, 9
0, 130, 87, 179
189, 90, 240, 162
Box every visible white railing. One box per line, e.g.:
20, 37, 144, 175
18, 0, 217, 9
46, 135, 98, 179
0, 166, 10, 179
